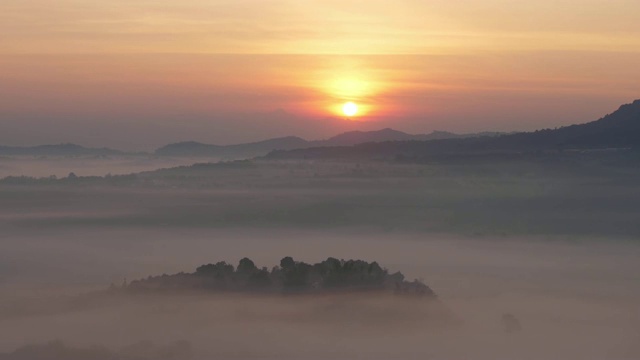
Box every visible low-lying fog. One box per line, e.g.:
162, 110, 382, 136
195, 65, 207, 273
2, 228, 639, 359
0, 156, 216, 178
1, 159, 639, 359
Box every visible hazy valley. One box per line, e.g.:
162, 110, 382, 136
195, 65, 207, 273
2, 101, 640, 359
2, 155, 640, 359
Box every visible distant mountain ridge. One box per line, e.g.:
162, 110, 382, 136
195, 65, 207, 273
154, 129, 502, 157
0, 129, 495, 158
0, 143, 124, 156
7, 97, 637, 160
266, 99, 640, 160
318, 128, 450, 146
155, 136, 308, 157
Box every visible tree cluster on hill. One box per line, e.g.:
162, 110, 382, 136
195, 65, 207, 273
124, 257, 435, 297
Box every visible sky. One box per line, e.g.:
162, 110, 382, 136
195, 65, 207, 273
1, 0, 640, 150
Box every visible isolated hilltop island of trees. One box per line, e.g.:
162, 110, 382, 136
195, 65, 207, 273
121, 257, 436, 298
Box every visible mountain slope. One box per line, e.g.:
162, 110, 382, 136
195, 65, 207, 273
549, 99, 640, 147
154, 129, 496, 157
311, 128, 496, 146
155, 136, 308, 157
266, 99, 640, 160
316, 128, 427, 146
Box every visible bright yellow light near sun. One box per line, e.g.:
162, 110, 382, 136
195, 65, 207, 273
343, 102, 358, 117
316, 71, 380, 118
329, 78, 371, 98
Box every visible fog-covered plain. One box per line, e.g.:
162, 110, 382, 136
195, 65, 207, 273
0, 155, 220, 179
1, 158, 639, 359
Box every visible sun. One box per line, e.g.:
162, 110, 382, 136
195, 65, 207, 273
342, 102, 358, 117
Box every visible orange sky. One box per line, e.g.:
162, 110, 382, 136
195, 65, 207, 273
1, 0, 639, 149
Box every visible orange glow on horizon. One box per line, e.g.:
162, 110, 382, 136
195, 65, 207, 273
2, 0, 640, 145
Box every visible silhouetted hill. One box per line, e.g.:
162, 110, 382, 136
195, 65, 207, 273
312, 128, 501, 146
155, 136, 308, 157
154, 129, 499, 157
320, 128, 416, 146
314, 128, 450, 146
266, 100, 640, 160
0, 143, 125, 156
547, 99, 640, 148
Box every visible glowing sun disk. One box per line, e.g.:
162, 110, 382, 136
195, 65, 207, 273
343, 102, 358, 117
